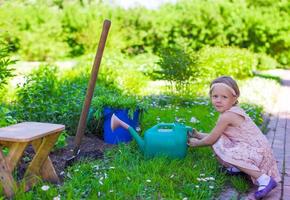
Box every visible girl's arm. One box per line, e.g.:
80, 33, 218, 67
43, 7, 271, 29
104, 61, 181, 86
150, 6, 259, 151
188, 112, 233, 147
188, 128, 207, 139
194, 132, 208, 139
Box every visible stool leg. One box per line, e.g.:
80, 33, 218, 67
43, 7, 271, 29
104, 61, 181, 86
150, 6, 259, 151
5, 142, 28, 173
23, 132, 60, 190
0, 149, 16, 198
31, 139, 60, 183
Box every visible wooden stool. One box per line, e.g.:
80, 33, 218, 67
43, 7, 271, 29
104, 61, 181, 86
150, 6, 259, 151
0, 122, 65, 198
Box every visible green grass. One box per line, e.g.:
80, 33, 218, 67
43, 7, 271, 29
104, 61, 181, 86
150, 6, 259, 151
59, 145, 225, 199
141, 99, 217, 133
6, 99, 259, 199
229, 175, 250, 193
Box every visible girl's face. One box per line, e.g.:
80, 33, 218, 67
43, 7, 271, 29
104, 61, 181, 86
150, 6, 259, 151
211, 85, 237, 113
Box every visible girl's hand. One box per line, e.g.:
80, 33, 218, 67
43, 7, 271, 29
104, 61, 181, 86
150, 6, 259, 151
187, 138, 201, 147
187, 128, 198, 138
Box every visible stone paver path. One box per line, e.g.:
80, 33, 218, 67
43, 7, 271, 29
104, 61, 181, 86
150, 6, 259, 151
246, 69, 290, 200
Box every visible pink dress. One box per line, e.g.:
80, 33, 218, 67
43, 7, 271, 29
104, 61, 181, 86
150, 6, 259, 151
212, 106, 281, 183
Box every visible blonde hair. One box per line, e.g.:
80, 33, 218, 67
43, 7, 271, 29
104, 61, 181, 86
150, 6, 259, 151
209, 76, 240, 105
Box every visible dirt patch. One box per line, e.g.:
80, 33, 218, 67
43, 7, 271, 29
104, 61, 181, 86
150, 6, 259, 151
17, 134, 114, 182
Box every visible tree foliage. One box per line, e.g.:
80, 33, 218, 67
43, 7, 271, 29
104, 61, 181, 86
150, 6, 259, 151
0, 41, 15, 89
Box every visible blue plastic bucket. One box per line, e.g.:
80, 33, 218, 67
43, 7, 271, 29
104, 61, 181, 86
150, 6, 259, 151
103, 107, 139, 144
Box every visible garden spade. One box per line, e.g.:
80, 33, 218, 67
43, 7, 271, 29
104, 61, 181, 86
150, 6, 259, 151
65, 19, 111, 167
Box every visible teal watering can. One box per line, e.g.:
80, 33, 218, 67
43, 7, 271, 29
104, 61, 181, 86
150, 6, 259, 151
111, 114, 193, 159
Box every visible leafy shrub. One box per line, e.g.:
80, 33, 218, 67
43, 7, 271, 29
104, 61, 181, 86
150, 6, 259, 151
53, 131, 68, 150
0, 105, 17, 127
241, 3, 290, 66
19, 29, 69, 61
115, 68, 150, 95
0, 41, 17, 127
197, 46, 258, 82
15, 65, 59, 120
99, 52, 153, 95
256, 53, 281, 70
1, 0, 289, 66
60, 3, 112, 56
240, 103, 263, 127
115, 0, 289, 66
150, 46, 199, 94
12, 61, 143, 136
0, 41, 15, 89
61, 4, 89, 56
14, 64, 88, 135
0, 3, 68, 61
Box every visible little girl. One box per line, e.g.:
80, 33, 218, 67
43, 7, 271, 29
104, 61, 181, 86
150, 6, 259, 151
187, 76, 281, 199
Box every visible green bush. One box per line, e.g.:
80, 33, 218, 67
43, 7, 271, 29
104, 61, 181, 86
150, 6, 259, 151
15, 65, 60, 120
116, 68, 150, 95
96, 52, 151, 95
0, 3, 68, 61
116, 0, 289, 65
12, 61, 145, 135
197, 46, 258, 81
256, 53, 281, 70
1, 0, 288, 66
150, 46, 199, 94
0, 105, 17, 127
0, 40, 17, 128
0, 41, 15, 89
61, 4, 95, 56
14, 64, 88, 134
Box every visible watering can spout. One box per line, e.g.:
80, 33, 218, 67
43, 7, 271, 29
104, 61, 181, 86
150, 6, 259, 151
127, 127, 145, 152
111, 114, 145, 152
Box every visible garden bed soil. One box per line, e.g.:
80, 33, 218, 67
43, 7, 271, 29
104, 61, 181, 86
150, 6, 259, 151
17, 134, 114, 182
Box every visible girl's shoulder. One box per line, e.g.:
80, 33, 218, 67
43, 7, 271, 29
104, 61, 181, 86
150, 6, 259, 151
225, 106, 247, 119
223, 106, 247, 127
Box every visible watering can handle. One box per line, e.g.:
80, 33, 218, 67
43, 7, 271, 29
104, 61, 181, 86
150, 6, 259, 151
156, 123, 176, 130
73, 19, 111, 155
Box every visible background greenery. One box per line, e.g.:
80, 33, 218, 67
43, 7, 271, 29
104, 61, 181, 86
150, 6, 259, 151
0, 0, 289, 65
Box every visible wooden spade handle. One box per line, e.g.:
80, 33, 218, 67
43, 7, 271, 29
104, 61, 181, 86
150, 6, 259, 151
73, 19, 111, 154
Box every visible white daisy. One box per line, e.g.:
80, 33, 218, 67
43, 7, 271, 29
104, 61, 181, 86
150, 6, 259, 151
41, 185, 50, 191
53, 195, 61, 200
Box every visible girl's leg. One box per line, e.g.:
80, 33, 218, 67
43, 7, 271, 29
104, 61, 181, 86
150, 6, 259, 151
229, 166, 276, 199
236, 166, 277, 194
236, 166, 262, 179
215, 155, 232, 168
214, 155, 241, 174
239, 167, 277, 193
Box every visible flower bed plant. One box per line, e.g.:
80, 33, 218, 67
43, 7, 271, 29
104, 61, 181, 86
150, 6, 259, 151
91, 89, 149, 121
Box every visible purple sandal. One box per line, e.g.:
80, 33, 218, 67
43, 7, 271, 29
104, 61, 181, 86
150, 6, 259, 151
254, 177, 277, 199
